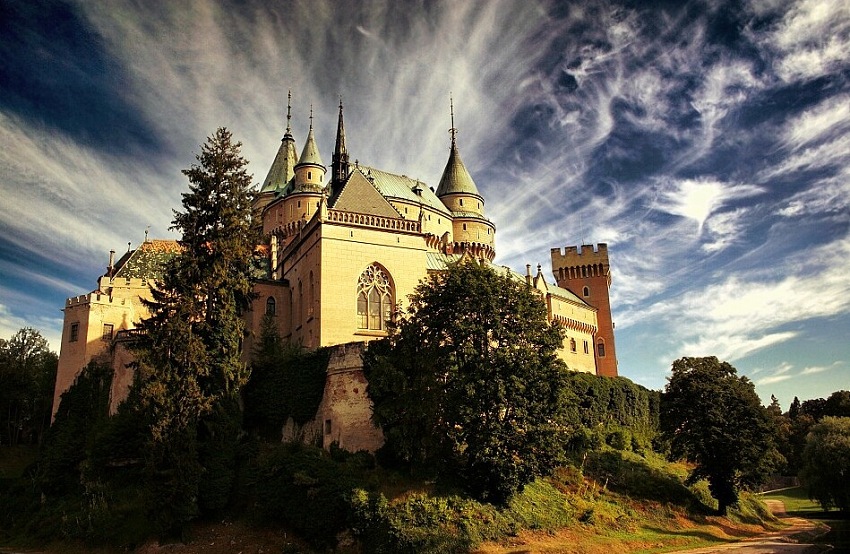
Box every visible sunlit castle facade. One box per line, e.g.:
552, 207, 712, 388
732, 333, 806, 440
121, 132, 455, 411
243, 98, 617, 378
52, 98, 618, 422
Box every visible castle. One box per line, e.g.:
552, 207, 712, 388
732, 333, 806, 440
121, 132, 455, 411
52, 99, 618, 449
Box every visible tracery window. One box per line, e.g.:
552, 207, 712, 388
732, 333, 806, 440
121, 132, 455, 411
357, 264, 393, 331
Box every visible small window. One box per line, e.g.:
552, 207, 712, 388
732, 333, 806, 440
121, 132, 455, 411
460, 198, 464, 206
583, 286, 590, 297
298, 200, 301, 208
324, 419, 332, 435
583, 341, 589, 354
463, 223, 467, 230
102, 324, 114, 342
70, 322, 80, 343
266, 297, 276, 316
597, 341, 606, 357
308, 171, 312, 180
569, 338, 576, 353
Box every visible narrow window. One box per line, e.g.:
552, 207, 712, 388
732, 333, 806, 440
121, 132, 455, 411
583, 286, 590, 297
324, 419, 332, 435
102, 323, 113, 342
266, 296, 276, 316
597, 341, 606, 357
463, 223, 467, 230
460, 198, 464, 206
309, 271, 315, 316
584, 341, 589, 354
569, 338, 576, 353
357, 264, 394, 331
70, 322, 79, 343
308, 171, 312, 180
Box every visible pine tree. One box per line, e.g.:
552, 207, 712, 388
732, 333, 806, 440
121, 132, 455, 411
133, 127, 258, 535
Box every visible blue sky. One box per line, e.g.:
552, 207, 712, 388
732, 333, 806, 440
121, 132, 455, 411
1, 0, 848, 407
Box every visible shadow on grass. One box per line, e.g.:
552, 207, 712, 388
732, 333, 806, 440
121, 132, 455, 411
584, 450, 712, 514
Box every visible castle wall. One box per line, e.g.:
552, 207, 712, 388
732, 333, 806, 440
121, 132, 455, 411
546, 294, 598, 374
317, 222, 429, 347
53, 279, 152, 418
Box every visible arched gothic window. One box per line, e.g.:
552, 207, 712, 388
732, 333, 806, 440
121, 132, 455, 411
266, 296, 276, 316
583, 286, 590, 297
357, 264, 393, 331
597, 341, 606, 357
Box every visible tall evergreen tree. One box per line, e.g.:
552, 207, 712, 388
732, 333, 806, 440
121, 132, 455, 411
133, 127, 258, 535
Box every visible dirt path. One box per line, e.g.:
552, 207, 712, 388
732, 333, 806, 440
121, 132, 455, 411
665, 500, 831, 554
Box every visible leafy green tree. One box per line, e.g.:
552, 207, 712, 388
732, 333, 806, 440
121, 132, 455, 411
133, 127, 258, 535
660, 356, 781, 514
365, 260, 569, 504
0, 328, 58, 446
800, 416, 850, 512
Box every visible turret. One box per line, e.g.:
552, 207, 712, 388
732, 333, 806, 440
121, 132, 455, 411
331, 98, 350, 196
293, 107, 326, 193
256, 90, 299, 213
436, 99, 496, 260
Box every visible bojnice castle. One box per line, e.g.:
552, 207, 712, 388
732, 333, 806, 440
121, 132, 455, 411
53, 99, 618, 451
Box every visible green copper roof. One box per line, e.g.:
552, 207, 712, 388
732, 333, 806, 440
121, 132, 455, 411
435, 141, 480, 198
296, 126, 324, 168
357, 166, 453, 217
260, 133, 298, 193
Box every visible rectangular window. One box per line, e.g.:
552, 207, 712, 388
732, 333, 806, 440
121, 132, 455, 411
102, 323, 114, 342
583, 341, 589, 354
324, 419, 332, 435
69, 322, 79, 343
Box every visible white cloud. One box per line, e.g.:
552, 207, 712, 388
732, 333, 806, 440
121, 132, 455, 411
634, 233, 850, 362
756, 0, 850, 82
654, 177, 763, 234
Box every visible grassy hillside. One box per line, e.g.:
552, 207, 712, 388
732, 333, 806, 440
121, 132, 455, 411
1, 443, 787, 553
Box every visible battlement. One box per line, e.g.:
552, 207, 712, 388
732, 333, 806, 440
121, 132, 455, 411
551, 243, 609, 267
65, 292, 131, 308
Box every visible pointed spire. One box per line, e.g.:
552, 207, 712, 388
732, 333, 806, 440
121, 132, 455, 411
284, 89, 293, 137
260, 89, 299, 194
449, 94, 458, 147
297, 105, 324, 167
436, 97, 480, 198
332, 95, 350, 187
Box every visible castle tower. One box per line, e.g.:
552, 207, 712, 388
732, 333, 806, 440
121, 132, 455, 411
256, 90, 299, 213
331, 97, 350, 196
293, 107, 326, 192
550, 243, 618, 377
435, 100, 496, 261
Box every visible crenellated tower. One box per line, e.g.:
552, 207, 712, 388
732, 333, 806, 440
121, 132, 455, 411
551, 243, 618, 377
435, 100, 496, 261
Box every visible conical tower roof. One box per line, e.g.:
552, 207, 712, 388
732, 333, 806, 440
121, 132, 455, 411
436, 99, 480, 198
435, 139, 480, 197
260, 90, 298, 193
296, 108, 324, 168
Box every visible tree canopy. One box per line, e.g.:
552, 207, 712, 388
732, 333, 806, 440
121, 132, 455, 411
0, 328, 58, 446
365, 260, 569, 504
131, 127, 258, 535
660, 356, 781, 514
800, 416, 850, 513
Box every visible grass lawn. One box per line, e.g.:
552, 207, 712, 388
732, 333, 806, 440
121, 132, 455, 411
762, 486, 850, 552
